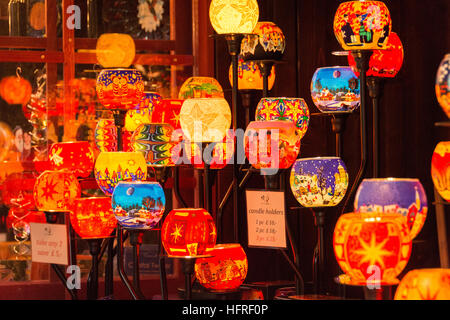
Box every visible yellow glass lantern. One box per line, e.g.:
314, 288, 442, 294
229, 57, 276, 91
180, 98, 231, 142
209, 0, 259, 35
96, 33, 136, 68
178, 77, 224, 99
394, 269, 450, 300
125, 107, 153, 132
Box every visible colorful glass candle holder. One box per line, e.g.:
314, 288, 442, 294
112, 181, 165, 230
69, 197, 117, 239
255, 97, 310, 139
431, 141, 450, 201
94, 119, 133, 152
33, 170, 81, 212
244, 121, 300, 171
229, 56, 276, 91
394, 268, 450, 300
333, 1, 392, 51
152, 99, 184, 131
241, 21, 286, 62
436, 54, 450, 118
124, 107, 153, 132
131, 123, 178, 167
310, 66, 360, 113
96, 33, 136, 68
180, 98, 231, 143
2, 172, 36, 209
290, 157, 349, 207
333, 212, 412, 286
94, 151, 147, 196
49, 141, 95, 178
134, 91, 162, 110
209, 0, 259, 35
178, 77, 224, 99
161, 208, 217, 257
194, 243, 248, 292
354, 178, 428, 240
348, 32, 404, 78
96, 68, 144, 110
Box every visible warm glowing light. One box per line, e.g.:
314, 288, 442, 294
178, 77, 224, 99
49, 141, 95, 178
209, 0, 259, 35
241, 21, 286, 61
394, 269, 450, 300
152, 99, 184, 131
96, 33, 136, 68
436, 54, 450, 118
94, 119, 134, 152
0, 122, 14, 163
229, 56, 276, 91
125, 108, 153, 132
431, 141, 450, 201
0, 75, 32, 106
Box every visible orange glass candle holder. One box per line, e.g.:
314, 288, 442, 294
178, 77, 224, 99
152, 99, 184, 131
94, 119, 134, 152
49, 141, 95, 178
229, 56, 276, 91
431, 141, 450, 202
394, 268, 450, 300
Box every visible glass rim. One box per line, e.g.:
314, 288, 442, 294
313, 66, 353, 71
115, 181, 162, 186
295, 156, 342, 161
361, 177, 420, 182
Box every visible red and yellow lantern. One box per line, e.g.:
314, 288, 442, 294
394, 268, 450, 300
432, 141, 450, 201
49, 141, 95, 178
152, 99, 184, 131
94, 119, 133, 152
0, 75, 32, 106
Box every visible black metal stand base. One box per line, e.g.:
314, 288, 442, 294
87, 238, 102, 300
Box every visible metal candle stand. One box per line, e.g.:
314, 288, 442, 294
86, 238, 102, 300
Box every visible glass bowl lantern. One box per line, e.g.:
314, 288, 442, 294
244, 121, 301, 172
95, 33, 136, 69
112, 181, 165, 230
124, 91, 162, 132
436, 54, 450, 118
69, 197, 117, 239
0, 74, 32, 106
290, 157, 349, 207
94, 119, 133, 152
310, 66, 360, 113
255, 97, 310, 140
241, 21, 286, 62
348, 32, 404, 78
194, 243, 248, 292
209, 0, 259, 35
333, 1, 392, 51
178, 77, 224, 100
94, 151, 147, 196
152, 99, 184, 131
394, 269, 450, 300
2, 171, 36, 210
354, 178, 428, 240
33, 170, 81, 212
229, 56, 276, 91
431, 141, 450, 201
49, 141, 95, 178
161, 208, 217, 257
333, 212, 412, 286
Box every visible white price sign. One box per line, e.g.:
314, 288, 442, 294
30, 223, 70, 265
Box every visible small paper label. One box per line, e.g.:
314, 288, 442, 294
30, 223, 69, 265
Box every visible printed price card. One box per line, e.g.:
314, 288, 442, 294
30, 222, 69, 265
246, 190, 287, 249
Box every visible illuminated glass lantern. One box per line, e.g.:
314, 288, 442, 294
290, 157, 349, 207
131, 123, 178, 167
436, 54, 450, 118
33, 170, 81, 212
229, 56, 276, 90
241, 21, 286, 61
96, 33, 136, 68
124, 91, 162, 132
310, 67, 360, 113
195, 243, 248, 292
209, 0, 259, 35
152, 99, 184, 131
69, 197, 117, 239
333, 212, 412, 286
94, 119, 133, 152
180, 98, 231, 142
2, 172, 36, 210
354, 178, 428, 240
0, 75, 32, 106
49, 141, 95, 178
333, 1, 392, 50
431, 141, 450, 201
255, 97, 310, 139
178, 77, 224, 99
112, 181, 165, 230
394, 269, 450, 300
94, 152, 147, 196
161, 208, 217, 257
0, 121, 14, 162
96, 69, 144, 110
244, 121, 300, 171
348, 32, 404, 78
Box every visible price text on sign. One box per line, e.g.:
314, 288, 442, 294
246, 190, 287, 249
30, 222, 69, 265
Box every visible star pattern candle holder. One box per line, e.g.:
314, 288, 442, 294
152, 99, 184, 131
178, 77, 224, 99
431, 141, 450, 202
436, 54, 450, 118
394, 268, 450, 300
49, 141, 95, 178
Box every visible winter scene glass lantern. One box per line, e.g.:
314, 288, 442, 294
69, 197, 117, 239
311, 66, 360, 113
255, 97, 310, 139
94, 151, 147, 196
333, 1, 392, 51
354, 178, 428, 240
394, 269, 450, 300
152, 99, 184, 131
333, 212, 412, 286
194, 243, 248, 292
348, 32, 404, 78
436, 54, 450, 118
241, 21, 286, 61
49, 141, 95, 178
161, 208, 217, 257
290, 157, 349, 207
112, 181, 165, 230
33, 170, 81, 212
244, 121, 301, 172
94, 119, 133, 152
178, 77, 224, 99
431, 141, 450, 201
229, 56, 276, 91
209, 0, 259, 35
96, 33, 136, 69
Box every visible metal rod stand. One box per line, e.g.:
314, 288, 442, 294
312, 209, 326, 295
87, 238, 102, 300
331, 113, 349, 158
182, 258, 196, 300
367, 76, 384, 178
